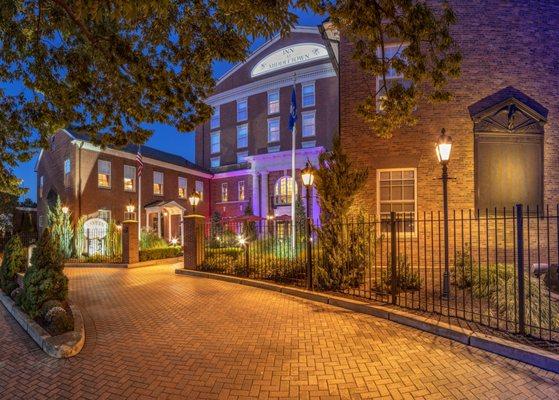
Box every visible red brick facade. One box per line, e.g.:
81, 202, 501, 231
339, 0, 559, 217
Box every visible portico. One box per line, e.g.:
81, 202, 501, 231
144, 200, 186, 244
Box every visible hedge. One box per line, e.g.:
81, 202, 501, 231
139, 246, 182, 262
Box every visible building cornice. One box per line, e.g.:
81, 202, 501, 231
206, 63, 336, 107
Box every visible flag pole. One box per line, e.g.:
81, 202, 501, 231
291, 74, 297, 253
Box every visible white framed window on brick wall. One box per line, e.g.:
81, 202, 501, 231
178, 177, 187, 198
221, 182, 228, 202
237, 151, 248, 164
302, 82, 315, 108
153, 171, 164, 195
210, 131, 220, 154
97, 159, 111, 188
238, 180, 245, 201
268, 118, 280, 143
377, 168, 416, 234
124, 165, 136, 192
376, 43, 407, 111
195, 180, 204, 200
268, 90, 280, 114
237, 98, 248, 122
210, 156, 220, 168
302, 111, 316, 137
64, 158, 71, 187
210, 106, 220, 130
237, 124, 248, 149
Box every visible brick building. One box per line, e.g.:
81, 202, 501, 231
195, 26, 338, 221
338, 0, 559, 228
35, 129, 212, 244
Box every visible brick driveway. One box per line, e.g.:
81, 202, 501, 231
1, 265, 558, 399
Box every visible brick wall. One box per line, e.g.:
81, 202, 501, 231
340, 0, 559, 217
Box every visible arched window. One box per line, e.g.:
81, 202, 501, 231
274, 176, 297, 206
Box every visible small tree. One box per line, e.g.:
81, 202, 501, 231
314, 136, 368, 290
0, 236, 26, 294
74, 216, 87, 256
48, 197, 73, 259
20, 228, 68, 318
106, 220, 122, 258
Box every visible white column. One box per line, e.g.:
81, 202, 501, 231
180, 219, 184, 246
260, 171, 269, 218
168, 212, 172, 241
251, 171, 260, 216
157, 211, 162, 237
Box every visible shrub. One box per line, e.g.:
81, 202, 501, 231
205, 247, 243, 258
200, 255, 236, 273
0, 236, 27, 293
10, 287, 23, 302
373, 255, 421, 294
140, 229, 168, 250
453, 244, 474, 289
20, 228, 68, 318
106, 220, 122, 257
48, 196, 73, 258
139, 246, 182, 262
40, 299, 65, 320
44, 306, 73, 336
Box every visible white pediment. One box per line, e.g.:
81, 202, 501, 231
251, 43, 329, 78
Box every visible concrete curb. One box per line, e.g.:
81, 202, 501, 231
65, 256, 183, 269
175, 268, 559, 374
0, 291, 85, 358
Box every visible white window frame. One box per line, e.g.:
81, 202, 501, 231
123, 165, 136, 192
153, 171, 164, 196
64, 158, 71, 187
237, 98, 248, 122
178, 177, 187, 198
376, 168, 417, 234
376, 43, 407, 111
210, 131, 220, 154
268, 90, 280, 114
237, 124, 248, 149
267, 118, 280, 143
238, 180, 245, 201
195, 180, 204, 200
302, 82, 315, 108
237, 151, 248, 164
301, 111, 316, 138
301, 140, 316, 149
210, 106, 220, 130
97, 160, 112, 189
221, 182, 228, 202
210, 156, 220, 168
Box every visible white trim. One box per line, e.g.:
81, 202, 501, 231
250, 43, 329, 78
213, 169, 251, 179
73, 140, 212, 178
376, 167, 417, 235
246, 146, 324, 172
206, 63, 336, 107
214, 26, 321, 86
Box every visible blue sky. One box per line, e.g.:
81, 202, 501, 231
13, 10, 324, 202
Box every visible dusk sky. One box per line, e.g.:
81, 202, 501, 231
14, 10, 324, 202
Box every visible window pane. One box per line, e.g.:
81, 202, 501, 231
237, 151, 248, 164
302, 113, 315, 137
210, 107, 220, 129
268, 119, 280, 143
221, 183, 228, 202
268, 91, 279, 114
153, 172, 163, 195
378, 168, 416, 233
98, 160, 111, 188
178, 177, 187, 198
210, 157, 220, 168
238, 181, 245, 201
211, 132, 220, 154
302, 84, 315, 107
195, 181, 204, 200
237, 99, 247, 121
124, 165, 136, 191
403, 185, 414, 200
237, 125, 248, 148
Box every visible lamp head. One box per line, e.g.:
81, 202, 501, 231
301, 161, 315, 187
189, 190, 201, 207
436, 128, 453, 164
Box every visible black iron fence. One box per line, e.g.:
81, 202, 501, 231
194, 206, 559, 342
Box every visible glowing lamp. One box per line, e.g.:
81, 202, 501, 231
301, 161, 315, 187
436, 128, 453, 164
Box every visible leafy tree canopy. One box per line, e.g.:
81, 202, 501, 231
1, 0, 460, 195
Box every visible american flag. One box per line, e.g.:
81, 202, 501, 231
136, 145, 143, 177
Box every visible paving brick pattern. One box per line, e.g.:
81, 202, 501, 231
1, 265, 558, 399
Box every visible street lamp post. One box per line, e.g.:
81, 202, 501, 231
188, 190, 201, 214
436, 128, 453, 299
125, 202, 136, 221
301, 161, 315, 290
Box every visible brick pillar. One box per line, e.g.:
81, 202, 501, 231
183, 215, 206, 270
122, 220, 139, 264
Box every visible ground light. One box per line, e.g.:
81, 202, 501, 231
436, 128, 453, 298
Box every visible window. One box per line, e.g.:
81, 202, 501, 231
302, 111, 316, 137
210, 157, 220, 168
153, 171, 164, 195
63, 158, 71, 187
98, 160, 111, 188
238, 181, 245, 201
268, 118, 280, 143
124, 165, 136, 192
195, 180, 204, 200
210, 106, 220, 130
302, 140, 316, 149
377, 169, 416, 233
302, 82, 315, 108
221, 183, 228, 202
268, 91, 280, 114
237, 151, 248, 164
376, 44, 407, 111
237, 124, 248, 149
178, 177, 187, 198
274, 176, 297, 206
39, 176, 44, 198
210, 131, 220, 154
237, 98, 248, 121
99, 209, 111, 222
268, 144, 280, 153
